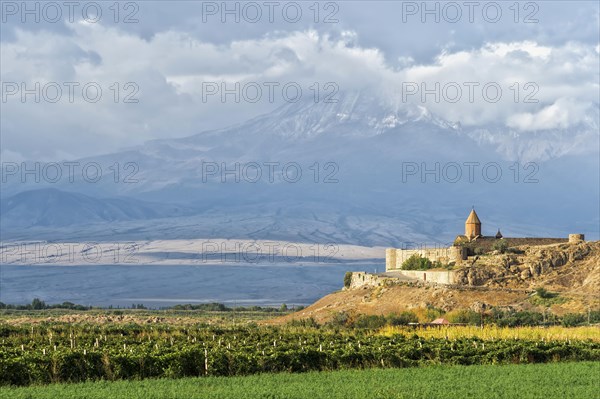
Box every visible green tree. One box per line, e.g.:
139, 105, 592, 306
344, 272, 353, 288
387, 311, 418, 325
401, 254, 432, 270
31, 298, 46, 310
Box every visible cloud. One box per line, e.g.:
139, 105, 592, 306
393, 40, 599, 128
506, 98, 591, 131
1, 21, 598, 160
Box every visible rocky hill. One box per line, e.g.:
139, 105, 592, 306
456, 241, 599, 292
270, 241, 600, 324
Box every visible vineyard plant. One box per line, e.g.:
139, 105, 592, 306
1, 323, 598, 386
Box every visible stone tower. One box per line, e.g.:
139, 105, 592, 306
465, 209, 482, 240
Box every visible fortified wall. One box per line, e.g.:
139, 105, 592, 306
399, 270, 457, 285
347, 272, 396, 289
347, 270, 458, 289
385, 246, 466, 271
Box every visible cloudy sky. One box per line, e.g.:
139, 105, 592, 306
1, 1, 599, 161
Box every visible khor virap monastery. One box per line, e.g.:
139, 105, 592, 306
385, 209, 585, 272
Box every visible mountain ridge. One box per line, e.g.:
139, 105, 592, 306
1, 91, 598, 243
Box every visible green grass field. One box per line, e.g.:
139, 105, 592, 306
1, 361, 598, 399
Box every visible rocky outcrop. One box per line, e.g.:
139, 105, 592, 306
454, 241, 599, 291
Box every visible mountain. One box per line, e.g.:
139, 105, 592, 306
0, 188, 194, 229
1, 92, 598, 243
465, 103, 600, 162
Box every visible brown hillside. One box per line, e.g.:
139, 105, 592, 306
269, 241, 600, 325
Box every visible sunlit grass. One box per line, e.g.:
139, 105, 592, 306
378, 325, 600, 341
2, 362, 598, 399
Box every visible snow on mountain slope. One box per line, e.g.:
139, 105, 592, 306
1, 91, 598, 243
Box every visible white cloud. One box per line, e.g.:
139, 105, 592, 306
1, 22, 598, 160
506, 98, 590, 131
394, 41, 599, 128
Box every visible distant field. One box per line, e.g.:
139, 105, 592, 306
2, 362, 598, 399
0, 308, 283, 326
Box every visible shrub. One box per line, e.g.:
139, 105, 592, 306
530, 288, 566, 306
535, 287, 556, 299
353, 315, 387, 329
474, 247, 486, 256
387, 311, 418, 326
430, 260, 454, 270
492, 310, 546, 327
344, 272, 353, 288
492, 240, 509, 254
287, 318, 319, 328
412, 306, 445, 323
402, 255, 432, 270
446, 309, 482, 325
328, 311, 350, 327
561, 313, 587, 327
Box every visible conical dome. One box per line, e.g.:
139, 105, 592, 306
466, 209, 481, 224
465, 209, 482, 239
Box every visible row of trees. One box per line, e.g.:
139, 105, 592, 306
0, 299, 90, 311
0, 299, 298, 313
